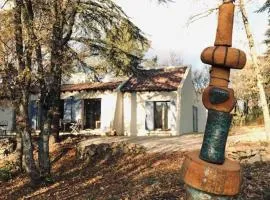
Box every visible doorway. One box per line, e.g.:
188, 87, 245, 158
84, 99, 101, 129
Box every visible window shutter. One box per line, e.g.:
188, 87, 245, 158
192, 106, 198, 132
63, 99, 72, 120
72, 99, 82, 121
145, 101, 154, 131
169, 100, 176, 130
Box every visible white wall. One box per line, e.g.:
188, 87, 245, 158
178, 68, 207, 134
0, 107, 15, 132
122, 67, 207, 136
194, 92, 207, 132
123, 91, 179, 136
123, 92, 132, 136
61, 90, 123, 134
113, 92, 124, 135
60, 68, 207, 136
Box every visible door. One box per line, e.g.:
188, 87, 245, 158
193, 106, 198, 132
84, 99, 101, 129
154, 102, 169, 130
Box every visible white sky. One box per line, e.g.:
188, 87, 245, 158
116, 0, 268, 69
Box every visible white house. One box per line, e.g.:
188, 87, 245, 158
120, 67, 206, 136
59, 66, 207, 136
0, 66, 207, 136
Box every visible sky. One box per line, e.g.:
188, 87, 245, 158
116, 0, 268, 70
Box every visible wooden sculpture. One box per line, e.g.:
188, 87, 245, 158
180, 0, 246, 199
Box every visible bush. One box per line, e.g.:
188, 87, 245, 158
0, 161, 16, 182
0, 168, 11, 182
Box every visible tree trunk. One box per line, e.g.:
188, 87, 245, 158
38, 91, 51, 179
49, 26, 63, 143
239, 0, 270, 138
12, 104, 23, 171
51, 108, 60, 143
49, 4, 63, 143
14, 0, 40, 183
50, 77, 61, 143
15, 131, 23, 171
19, 92, 40, 184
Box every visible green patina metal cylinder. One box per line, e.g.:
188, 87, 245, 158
199, 109, 232, 164
186, 186, 231, 200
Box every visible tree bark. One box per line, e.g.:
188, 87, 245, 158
47, 1, 63, 143
15, 132, 23, 171
9, 102, 23, 171
51, 106, 60, 143
14, 0, 40, 184
48, 0, 78, 143
48, 54, 62, 144
38, 106, 51, 178
14, 105, 23, 171
38, 74, 51, 179
19, 92, 40, 184
239, 0, 270, 138
20, 0, 52, 177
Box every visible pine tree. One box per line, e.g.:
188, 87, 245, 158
0, 0, 152, 183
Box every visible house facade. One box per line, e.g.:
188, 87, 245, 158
58, 66, 207, 136
60, 81, 123, 135
120, 67, 206, 136
1, 66, 207, 136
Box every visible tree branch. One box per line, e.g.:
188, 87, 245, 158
186, 7, 218, 26
61, 1, 80, 46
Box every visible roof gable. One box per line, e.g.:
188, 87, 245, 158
121, 67, 187, 92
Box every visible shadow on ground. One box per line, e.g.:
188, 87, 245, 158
0, 147, 186, 200
0, 135, 269, 200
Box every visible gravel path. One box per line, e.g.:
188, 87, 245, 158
77, 126, 267, 153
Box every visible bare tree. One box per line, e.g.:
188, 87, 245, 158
192, 65, 210, 93
239, 0, 270, 136
161, 51, 184, 66
188, 0, 270, 136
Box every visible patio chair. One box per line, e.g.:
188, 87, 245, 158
61, 119, 71, 132
70, 119, 82, 134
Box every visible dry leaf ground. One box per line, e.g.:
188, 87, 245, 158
0, 127, 269, 200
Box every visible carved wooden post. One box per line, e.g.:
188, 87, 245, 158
180, 1, 246, 199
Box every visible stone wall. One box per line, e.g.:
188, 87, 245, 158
227, 142, 270, 163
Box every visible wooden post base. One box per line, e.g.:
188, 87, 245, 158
180, 151, 241, 196
186, 185, 231, 200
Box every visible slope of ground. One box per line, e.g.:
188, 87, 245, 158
0, 126, 269, 200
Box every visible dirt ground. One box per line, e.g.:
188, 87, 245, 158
0, 127, 269, 200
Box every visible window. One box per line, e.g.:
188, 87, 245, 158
63, 96, 77, 122
145, 101, 171, 131
154, 102, 169, 130
63, 98, 73, 121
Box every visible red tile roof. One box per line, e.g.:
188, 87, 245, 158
61, 81, 122, 92
121, 67, 187, 92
